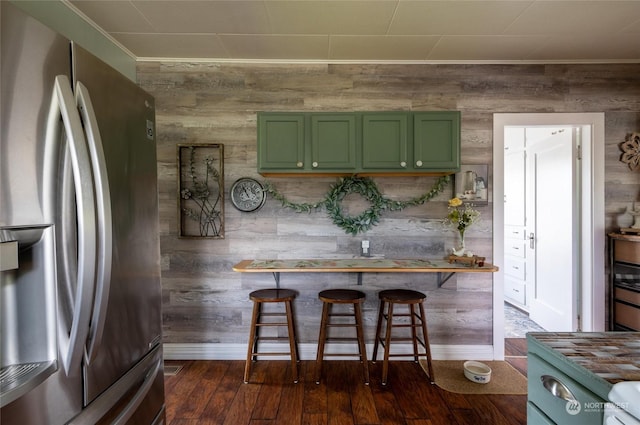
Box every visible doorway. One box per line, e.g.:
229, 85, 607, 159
492, 113, 606, 360
504, 126, 579, 331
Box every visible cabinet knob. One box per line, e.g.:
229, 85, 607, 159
296, 161, 303, 168
415, 160, 423, 167
312, 161, 318, 168
400, 161, 407, 168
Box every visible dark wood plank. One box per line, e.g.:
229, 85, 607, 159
325, 362, 355, 425
165, 361, 211, 423
275, 361, 306, 424
505, 338, 527, 357
252, 361, 287, 420
487, 394, 527, 425
165, 360, 528, 425
201, 361, 247, 423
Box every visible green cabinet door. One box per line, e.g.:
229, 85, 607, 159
413, 112, 460, 171
310, 114, 357, 171
361, 113, 409, 170
258, 113, 305, 171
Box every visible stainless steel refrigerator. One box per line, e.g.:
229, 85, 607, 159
1, 3, 165, 423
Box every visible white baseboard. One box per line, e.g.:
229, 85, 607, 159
163, 343, 496, 361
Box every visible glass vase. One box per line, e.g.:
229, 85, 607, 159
452, 230, 466, 256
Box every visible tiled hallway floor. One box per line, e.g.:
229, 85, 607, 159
504, 302, 545, 338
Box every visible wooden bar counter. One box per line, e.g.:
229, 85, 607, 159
233, 258, 498, 287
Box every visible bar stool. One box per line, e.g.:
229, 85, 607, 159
372, 289, 434, 385
244, 288, 300, 384
315, 289, 369, 385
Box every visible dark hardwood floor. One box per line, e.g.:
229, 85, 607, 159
163, 339, 528, 425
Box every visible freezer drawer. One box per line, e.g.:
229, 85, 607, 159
69, 344, 165, 425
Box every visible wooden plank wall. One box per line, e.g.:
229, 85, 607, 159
136, 63, 640, 348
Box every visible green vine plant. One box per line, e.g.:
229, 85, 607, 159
264, 175, 450, 235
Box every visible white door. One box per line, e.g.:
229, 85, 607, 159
527, 128, 579, 331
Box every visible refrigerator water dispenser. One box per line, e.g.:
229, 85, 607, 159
0, 225, 58, 407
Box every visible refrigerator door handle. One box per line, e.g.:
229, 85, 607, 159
75, 82, 113, 364
45, 75, 97, 375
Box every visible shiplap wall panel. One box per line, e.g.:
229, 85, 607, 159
137, 62, 640, 347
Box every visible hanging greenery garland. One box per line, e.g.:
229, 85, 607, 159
264, 175, 450, 235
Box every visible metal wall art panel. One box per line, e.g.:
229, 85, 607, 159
177, 144, 224, 238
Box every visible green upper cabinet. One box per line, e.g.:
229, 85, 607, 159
361, 113, 409, 170
310, 114, 357, 171
258, 113, 305, 170
413, 111, 460, 170
257, 111, 460, 175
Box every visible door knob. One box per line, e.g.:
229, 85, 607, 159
529, 233, 535, 249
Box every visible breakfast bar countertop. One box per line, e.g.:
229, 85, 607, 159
232, 258, 498, 273
233, 258, 498, 288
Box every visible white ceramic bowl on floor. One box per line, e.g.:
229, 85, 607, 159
463, 361, 492, 384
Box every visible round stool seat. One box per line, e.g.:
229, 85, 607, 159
249, 288, 296, 302
319, 289, 366, 304
378, 289, 426, 304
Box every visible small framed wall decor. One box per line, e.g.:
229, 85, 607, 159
454, 164, 488, 205
177, 144, 224, 238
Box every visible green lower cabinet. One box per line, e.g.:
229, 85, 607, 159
527, 402, 555, 424
413, 111, 460, 171
310, 114, 357, 171
526, 334, 615, 425
527, 353, 605, 425
258, 113, 305, 171
361, 113, 409, 170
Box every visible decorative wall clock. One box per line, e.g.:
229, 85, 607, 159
230, 177, 267, 212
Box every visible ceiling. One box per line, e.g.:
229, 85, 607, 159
67, 0, 640, 63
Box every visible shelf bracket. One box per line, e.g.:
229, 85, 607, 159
437, 272, 455, 288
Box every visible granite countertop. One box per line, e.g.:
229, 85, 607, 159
528, 332, 640, 385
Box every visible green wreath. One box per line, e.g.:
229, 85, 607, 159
325, 177, 386, 235
264, 175, 450, 235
